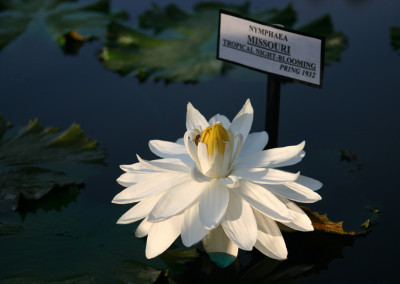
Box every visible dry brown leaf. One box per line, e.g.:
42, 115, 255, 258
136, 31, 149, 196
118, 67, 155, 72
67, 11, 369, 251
301, 206, 358, 235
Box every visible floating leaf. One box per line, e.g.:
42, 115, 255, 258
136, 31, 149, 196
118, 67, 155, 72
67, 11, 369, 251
0, 114, 106, 212
301, 206, 361, 235
390, 26, 400, 54
57, 29, 98, 55
0, 0, 128, 53
100, 2, 347, 83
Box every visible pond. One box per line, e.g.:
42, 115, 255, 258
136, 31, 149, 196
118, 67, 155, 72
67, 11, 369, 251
0, 0, 399, 283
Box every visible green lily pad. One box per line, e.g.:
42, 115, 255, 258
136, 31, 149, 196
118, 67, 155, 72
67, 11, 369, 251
0, 0, 128, 53
390, 27, 400, 54
100, 2, 347, 84
0, 114, 106, 212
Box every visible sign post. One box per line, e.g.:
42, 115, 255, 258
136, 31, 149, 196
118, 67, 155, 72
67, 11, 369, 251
266, 75, 281, 148
217, 10, 325, 148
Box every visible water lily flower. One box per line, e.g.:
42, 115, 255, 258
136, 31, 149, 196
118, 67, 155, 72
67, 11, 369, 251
112, 99, 322, 267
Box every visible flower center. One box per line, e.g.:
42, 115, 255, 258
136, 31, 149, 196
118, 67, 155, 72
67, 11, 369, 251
200, 123, 229, 157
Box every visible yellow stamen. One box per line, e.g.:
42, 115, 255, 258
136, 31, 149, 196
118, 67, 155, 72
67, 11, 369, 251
200, 123, 230, 157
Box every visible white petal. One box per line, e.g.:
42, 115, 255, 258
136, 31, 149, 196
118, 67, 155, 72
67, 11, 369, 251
277, 197, 314, 231
231, 180, 292, 222
181, 203, 209, 247
209, 114, 231, 129
135, 217, 152, 238
253, 210, 288, 260
122, 158, 190, 173
229, 133, 243, 169
149, 179, 208, 222
262, 178, 322, 203
229, 99, 253, 143
112, 172, 190, 204
137, 155, 190, 173
145, 214, 184, 259
235, 141, 305, 168
197, 142, 210, 174
202, 226, 238, 257
222, 193, 257, 250
149, 140, 193, 166
191, 167, 213, 183
175, 138, 184, 145
186, 102, 209, 131
238, 131, 269, 158
184, 131, 201, 168
117, 194, 163, 224
221, 140, 231, 176
149, 139, 187, 157
120, 162, 155, 173
232, 167, 300, 184
116, 172, 154, 187
199, 182, 229, 229
295, 175, 323, 191
206, 152, 225, 179
217, 176, 240, 188
273, 151, 305, 168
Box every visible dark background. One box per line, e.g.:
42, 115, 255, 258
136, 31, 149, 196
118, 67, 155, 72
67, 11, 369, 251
1, 0, 399, 283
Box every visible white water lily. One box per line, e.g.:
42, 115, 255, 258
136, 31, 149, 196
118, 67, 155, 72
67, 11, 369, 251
113, 99, 322, 265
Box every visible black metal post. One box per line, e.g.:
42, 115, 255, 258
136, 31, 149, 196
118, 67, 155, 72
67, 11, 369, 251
265, 74, 281, 149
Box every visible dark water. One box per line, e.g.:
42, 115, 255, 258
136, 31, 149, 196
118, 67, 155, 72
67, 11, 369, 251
0, 0, 399, 283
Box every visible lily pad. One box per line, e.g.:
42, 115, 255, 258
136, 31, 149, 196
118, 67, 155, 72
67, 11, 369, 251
0, 0, 128, 53
0, 114, 106, 212
100, 2, 347, 83
390, 27, 400, 54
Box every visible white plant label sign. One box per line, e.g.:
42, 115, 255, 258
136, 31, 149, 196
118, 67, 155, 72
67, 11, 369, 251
217, 11, 325, 86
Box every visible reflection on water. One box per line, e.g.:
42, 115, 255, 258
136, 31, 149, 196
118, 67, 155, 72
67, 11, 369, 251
100, 2, 346, 84
156, 229, 362, 283
17, 184, 82, 220
339, 149, 362, 172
